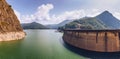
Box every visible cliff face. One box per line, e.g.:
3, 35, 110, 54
0, 0, 25, 41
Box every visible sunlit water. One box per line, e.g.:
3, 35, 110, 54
0, 30, 86, 59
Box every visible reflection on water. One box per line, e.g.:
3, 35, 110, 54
62, 39, 120, 59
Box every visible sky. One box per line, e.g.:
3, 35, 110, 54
6, 0, 120, 25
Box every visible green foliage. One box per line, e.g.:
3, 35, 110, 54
60, 17, 109, 30
21, 22, 49, 29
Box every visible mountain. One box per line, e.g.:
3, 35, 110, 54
21, 22, 48, 29
61, 11, 120, 29
96, 11, 120, 29
0, 0, 25, 41
46, 20, 73, 29
60, 17, 108, 30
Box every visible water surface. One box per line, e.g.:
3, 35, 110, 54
0, 30, 85, 59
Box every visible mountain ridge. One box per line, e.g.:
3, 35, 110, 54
60, 10, 120, 29
21, 22, 49, 29
96, 11, 120, 29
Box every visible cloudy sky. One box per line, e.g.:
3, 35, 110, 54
7, 0, 120, 25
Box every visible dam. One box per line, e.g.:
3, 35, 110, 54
63, 29, 120, 52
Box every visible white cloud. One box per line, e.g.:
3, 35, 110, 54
14, 10, 35, 23
21, 15, 35, 23
14, 10, 21, 20
85, 9, 102, 17
14, 3, 120, 25
14, 4, 54, 24
113, 12, 120, 19
49, 9, 85, 24
35, 4, 54, 20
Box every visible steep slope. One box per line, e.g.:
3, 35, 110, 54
0, 0, 25, 41
96, 11, 120, 29
21, 22, 48, 29
61, 17, 108, 29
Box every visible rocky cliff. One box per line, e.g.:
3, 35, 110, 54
0, 0, 25, 41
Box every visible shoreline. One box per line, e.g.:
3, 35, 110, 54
0, 31, 26, 41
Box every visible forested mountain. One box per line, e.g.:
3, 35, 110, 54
60, 11, 120, 30
21, 22, 48, 29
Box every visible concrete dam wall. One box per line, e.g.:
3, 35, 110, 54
63, 29, 120, 52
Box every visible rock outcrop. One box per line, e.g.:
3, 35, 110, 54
0, 0, 25, 41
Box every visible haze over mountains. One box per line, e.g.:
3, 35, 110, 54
21, 22, 48, 29
21, 11, 120, 30
46, 20, 73, 29
60, 11, 120, 29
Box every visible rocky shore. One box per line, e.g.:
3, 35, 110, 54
0, 32, 26, 41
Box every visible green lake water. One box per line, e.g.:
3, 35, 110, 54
0, 30, 86, 59
0, 30, 119, 59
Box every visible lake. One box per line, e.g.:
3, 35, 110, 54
0, 30, 119, 59
0, 30, 86, 59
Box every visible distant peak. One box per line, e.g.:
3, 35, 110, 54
101, 11, 112, 15
103, 10, 109, 13
31, 22, 40, 24
97, 10, 113, 17
32, 22, 37, 23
